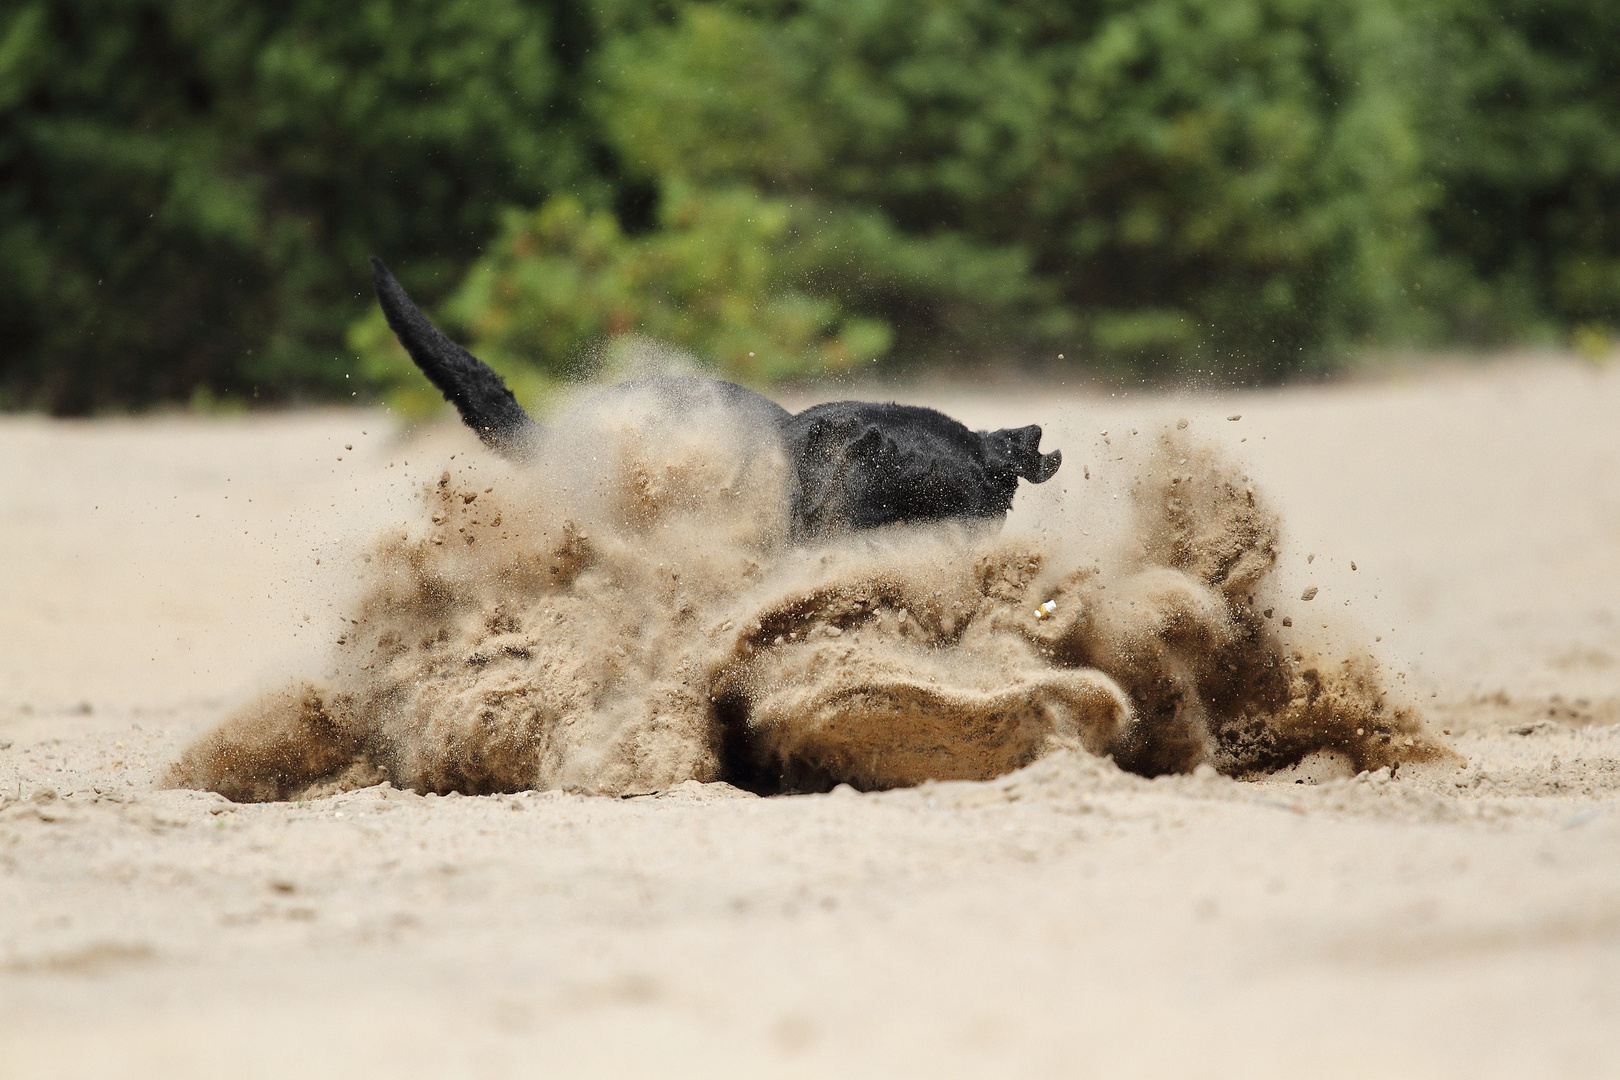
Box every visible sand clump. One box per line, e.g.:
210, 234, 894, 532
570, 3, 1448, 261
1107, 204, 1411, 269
167, 387, 1447, 802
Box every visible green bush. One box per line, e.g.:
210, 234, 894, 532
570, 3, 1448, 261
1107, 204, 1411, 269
356, 183, 896, 412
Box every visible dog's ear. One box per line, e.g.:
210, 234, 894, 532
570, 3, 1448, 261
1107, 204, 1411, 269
986, 425, 1061, 483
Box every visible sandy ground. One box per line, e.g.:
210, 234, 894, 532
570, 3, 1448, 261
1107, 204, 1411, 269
3, 356, 1618, 1077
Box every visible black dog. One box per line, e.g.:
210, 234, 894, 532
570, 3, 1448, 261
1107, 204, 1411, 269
371, 258, 1060, 538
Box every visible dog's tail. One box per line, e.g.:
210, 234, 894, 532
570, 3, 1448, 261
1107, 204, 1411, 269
370, 257, 537, 458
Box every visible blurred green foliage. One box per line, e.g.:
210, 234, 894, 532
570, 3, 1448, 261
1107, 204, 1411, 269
1, 0, 597, 412
1426, 0, 1620, 340
585, 0, 1443, 381
4, 0, 1619, 412
371, 184, 896, 386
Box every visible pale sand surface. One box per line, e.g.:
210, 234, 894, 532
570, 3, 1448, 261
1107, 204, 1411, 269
3, 356, 1618, 1077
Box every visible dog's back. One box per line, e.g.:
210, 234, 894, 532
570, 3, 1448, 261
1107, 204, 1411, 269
370, 258, 1060, 539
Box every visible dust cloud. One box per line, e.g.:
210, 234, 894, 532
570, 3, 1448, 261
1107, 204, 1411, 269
167, 381, 1448, 802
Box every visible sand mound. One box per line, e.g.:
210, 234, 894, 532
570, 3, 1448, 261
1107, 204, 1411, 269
167, 386, 1447, 801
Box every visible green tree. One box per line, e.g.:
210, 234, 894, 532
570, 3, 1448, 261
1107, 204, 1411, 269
573, 0, 1445, 378
0, 0, 598, 413
1425, 0, 1620, 343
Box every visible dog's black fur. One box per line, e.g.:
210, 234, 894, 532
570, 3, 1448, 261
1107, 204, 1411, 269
371, 258, 1060, 537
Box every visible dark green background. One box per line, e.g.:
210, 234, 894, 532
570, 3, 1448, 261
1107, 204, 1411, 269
4, 0, 1617, 412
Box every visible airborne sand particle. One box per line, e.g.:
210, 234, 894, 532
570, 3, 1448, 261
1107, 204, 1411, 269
168, 376, 1447, 802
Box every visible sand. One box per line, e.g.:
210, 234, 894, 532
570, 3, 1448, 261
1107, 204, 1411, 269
161, 373, 1440, 802
3, 355, 1618, 1077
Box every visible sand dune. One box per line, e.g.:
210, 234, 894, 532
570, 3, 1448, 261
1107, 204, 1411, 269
2, 355, 1618, 1077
